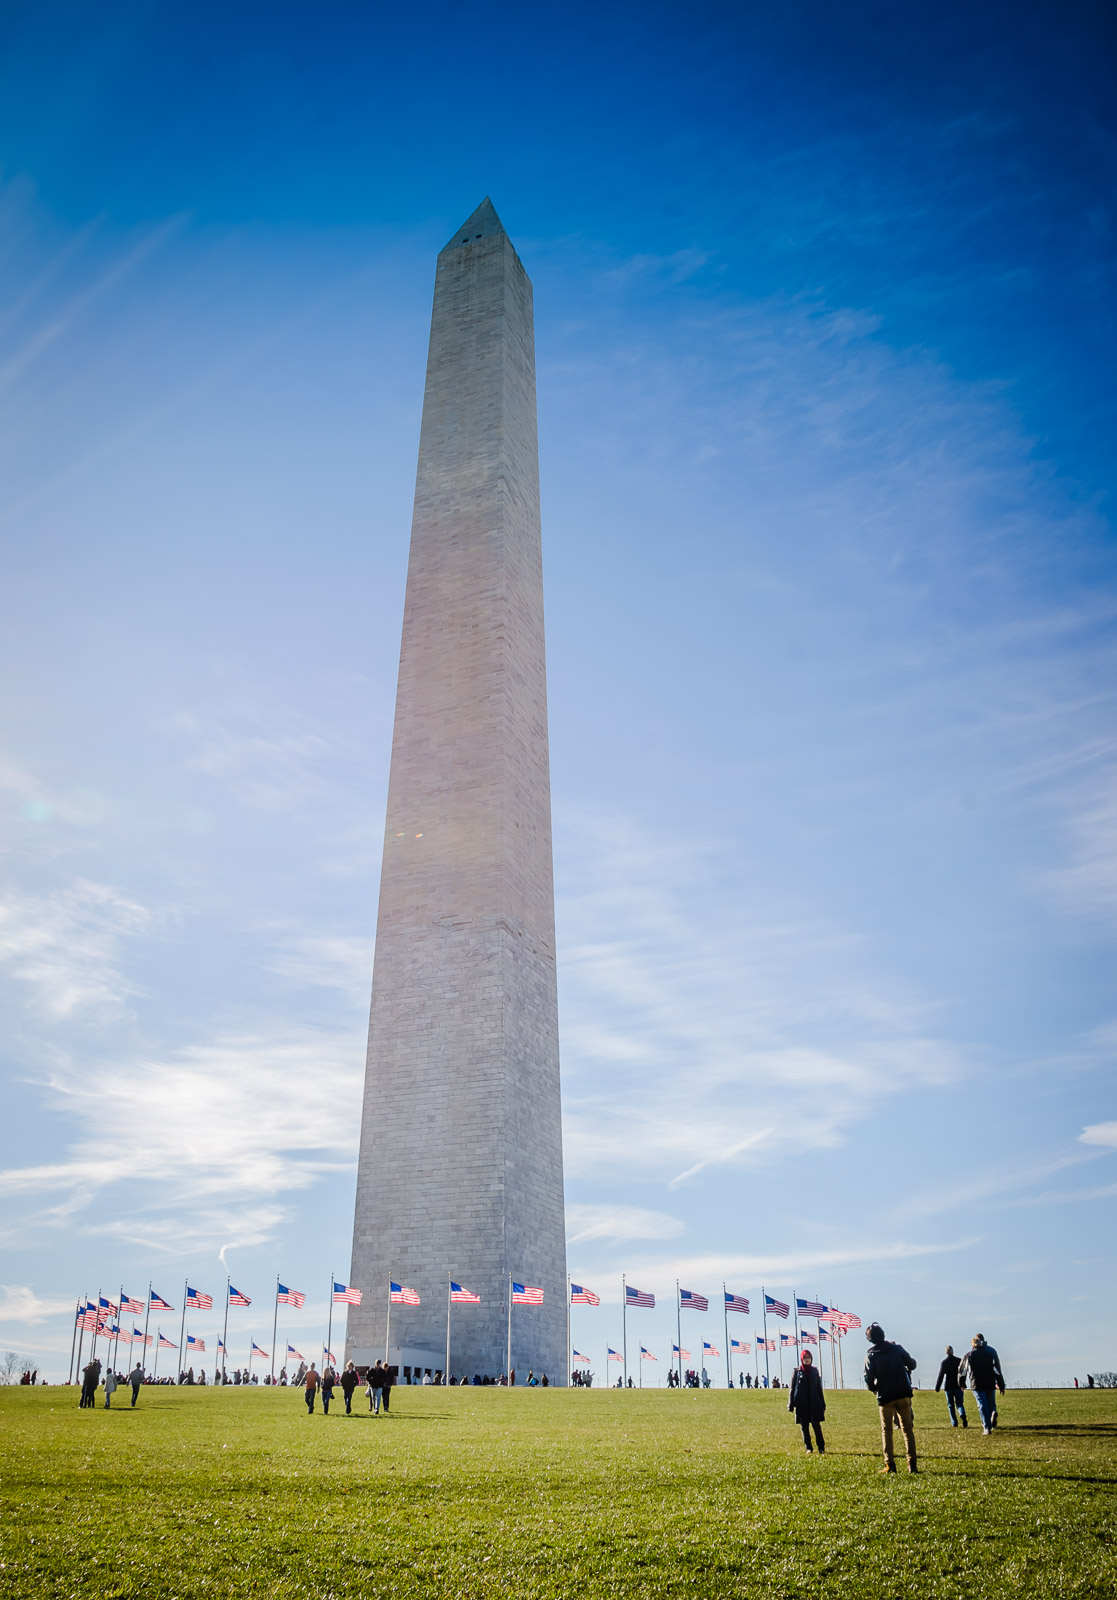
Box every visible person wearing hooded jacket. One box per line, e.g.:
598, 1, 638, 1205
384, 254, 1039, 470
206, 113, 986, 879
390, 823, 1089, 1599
958, 1334, 1005, 1435
863, 1322, 918, 1474
787, 1349, 826, 1453
935, 1346, 968, 1428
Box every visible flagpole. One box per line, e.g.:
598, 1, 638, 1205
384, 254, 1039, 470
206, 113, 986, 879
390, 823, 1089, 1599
444, 1274, 452, 1385
566, 1277, 571, 1389
506, 1273, 513, 1384
762, 1286, 770, 1387
74, 1298, 87, 1384
141, 1283, 153, 1376
676, 1279, 682, 1388
838, 1324, 845, 1390
270, 1276, 279, 1386
152, 1331, 161, 1385
385, 1275, 392, 1366
621, 1274, 627, 1389
326, 1272, 334, 1375
68, 1298, 80, 1385
792, 1290, 799, 1356
219, 1278, 230, 1385
723, 1285, 731, 1389
111, 1282, 123, 1378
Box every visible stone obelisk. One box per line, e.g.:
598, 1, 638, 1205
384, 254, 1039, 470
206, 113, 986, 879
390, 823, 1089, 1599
346, 199, 567, 1381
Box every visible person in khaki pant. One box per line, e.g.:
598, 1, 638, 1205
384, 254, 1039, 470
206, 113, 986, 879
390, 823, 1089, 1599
863, 1322, 918, 1474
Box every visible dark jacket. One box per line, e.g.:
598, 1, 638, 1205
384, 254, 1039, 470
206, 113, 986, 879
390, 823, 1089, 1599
340, 1369, 359, 1396
368, 1365, 385, 1388
959, 1343, 1004, 1393
935, 1354, 963, 1392
863, 1339, 916, 1404
788, 1363, 826, 1424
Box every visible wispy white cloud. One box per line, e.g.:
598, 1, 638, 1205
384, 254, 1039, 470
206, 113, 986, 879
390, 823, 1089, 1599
0, 879, 159, 1017
557, 812, 957, 1185
0, 1285, 78, 1325
1080, 1121, 1117, 1150
566, 1204, 684, 1244
0, 1028, 363, 1250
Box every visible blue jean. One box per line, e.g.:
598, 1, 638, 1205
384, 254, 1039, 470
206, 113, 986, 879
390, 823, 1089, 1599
974, 1388, 997, 1430
945, 1387, 967, 1425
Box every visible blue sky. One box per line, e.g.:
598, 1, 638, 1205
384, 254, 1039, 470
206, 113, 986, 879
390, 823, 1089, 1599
0, 0, 1114, 1383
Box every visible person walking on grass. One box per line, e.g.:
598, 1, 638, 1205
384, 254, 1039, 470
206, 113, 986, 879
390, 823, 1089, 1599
103, 1368, 118, 1409
863, 1322, 918, 1474
128, 1362, 145, 1408
935, 1345, 968, 1429
958, 1334, 1005, 1436
321, 1365, 335, 1415
340, 1361, 359, 1415
368, 1359, 384, 1414
303, 1364, 319, 1415
788, 1349, 826, 1454
380, 1362, 394, 1414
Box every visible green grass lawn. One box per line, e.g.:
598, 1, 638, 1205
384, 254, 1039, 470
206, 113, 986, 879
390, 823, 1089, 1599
1, 1384, 1114, 1597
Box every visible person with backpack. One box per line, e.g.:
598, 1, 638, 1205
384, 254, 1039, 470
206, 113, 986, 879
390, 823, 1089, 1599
935, 1345, 968, 1428
863, 1322, 918, 1474
958, 1334, 1005, 1435
340, 1361, 360, 1414
787, 1349, 826, 1454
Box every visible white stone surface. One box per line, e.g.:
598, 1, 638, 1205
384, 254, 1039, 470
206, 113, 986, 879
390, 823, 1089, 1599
346, 199, 567, 1382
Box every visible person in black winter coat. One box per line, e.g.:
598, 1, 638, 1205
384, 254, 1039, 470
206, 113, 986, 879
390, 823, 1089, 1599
935, 1346, 967, 1429
958, 1335, 1005, 1435
339, 1361, 359, 1414
787, 1350, 826, 1453
863, 1322, 918, 1474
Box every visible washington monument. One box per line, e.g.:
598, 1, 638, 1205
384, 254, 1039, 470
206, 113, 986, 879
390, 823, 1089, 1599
346, 199, 568, 1381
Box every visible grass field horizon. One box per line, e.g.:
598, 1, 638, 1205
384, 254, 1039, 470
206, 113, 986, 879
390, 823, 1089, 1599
2, 1385, 1114, 1597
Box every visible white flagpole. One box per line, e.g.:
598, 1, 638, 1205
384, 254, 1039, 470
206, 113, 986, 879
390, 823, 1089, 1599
152, 1332, 161, 1385
566, 1277, 571, 1389
178, 1281, 187, 1379
326, 1272, 334, 1374
141, 1284, 153, 1376
676, 1279, 682, 1388
621, 1274, 627, 1389
385, 1276, 392, 1365
218, 1278, 230, 1384
270, 1277, 279, 1386
445, 1275, 452, 1384
762, 1287, 770, 1387
723, 1284, 731, 1389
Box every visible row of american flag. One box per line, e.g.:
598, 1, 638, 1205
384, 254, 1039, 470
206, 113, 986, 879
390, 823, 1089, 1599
571, 1282, 861, 1329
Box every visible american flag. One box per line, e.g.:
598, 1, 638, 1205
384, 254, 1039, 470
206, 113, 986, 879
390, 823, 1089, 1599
450, 1282, 480, 1304
724, 1291, 750, 1314
391, 1282, 421, 1305
76, 1302, 98, 1330
158, 1334, 177, 1349
764, 1294, 790, 1319
186, 1286, 213, 1310
731, 1339, 751, 1354
333, 1281, 362, 1305
703, 1342, 720, 1357
286, 1343, 304, 1361
797, 1298, 826, 1317
640, 1346, 657, 1360
835, 1311, 861, 1330
323, 1347, 337, 1363
756, 1334, 776, 1351
780, 1332, 797, 1346
680, 1289, 708, 1312
818, 1326, 836, 1342
626, 1284, 655, 1308
512, 1282, 544, 1305
572, 1349, 591, 1364
187, 1334, 206, 1352
607, 1347, 623, 1361
150, 1290, 173, 1312
110, 1326, 132, 1343
132, 1328, 151, 1345
276, 1283, 305, 1308
251, 1342, 268, 1357
800, 1329, 818, 1344
229, 1285, 251, 1307
120, 1291, 144, 1315
570, 1283, 600, 1305
217, 1338, 226, 1352
672, 1343, 691, 1359
99, 1296, 117, 1314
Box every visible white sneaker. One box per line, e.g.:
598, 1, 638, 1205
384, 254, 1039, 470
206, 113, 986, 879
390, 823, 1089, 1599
983, 1428, 991, 1435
